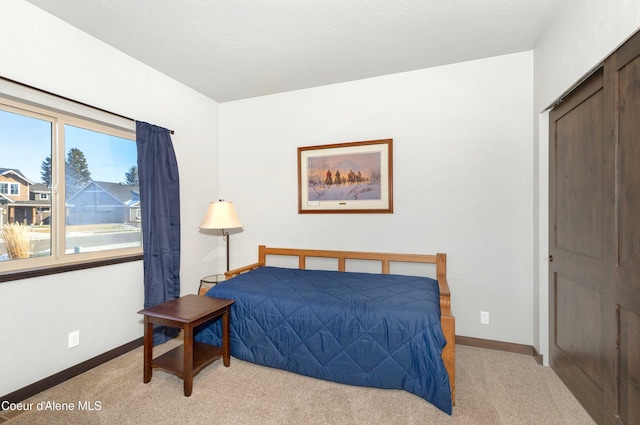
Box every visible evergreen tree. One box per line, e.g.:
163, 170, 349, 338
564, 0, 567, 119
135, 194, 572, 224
40, 156, 52, 187
65, 148, 91, 198
122, 165, 139, 186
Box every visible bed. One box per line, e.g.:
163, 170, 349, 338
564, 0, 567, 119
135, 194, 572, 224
195, 246, 455, 414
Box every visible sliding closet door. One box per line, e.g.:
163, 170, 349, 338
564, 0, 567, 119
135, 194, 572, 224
607, 33, 640, 425
549, 68, 609, 424
550, 29, 640, 425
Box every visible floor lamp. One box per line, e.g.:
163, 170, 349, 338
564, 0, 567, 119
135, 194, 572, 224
199, 200, 243, 272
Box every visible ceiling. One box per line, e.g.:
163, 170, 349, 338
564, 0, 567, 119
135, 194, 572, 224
24, 0, 565, 103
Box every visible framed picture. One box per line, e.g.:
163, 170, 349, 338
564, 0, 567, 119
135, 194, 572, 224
298, 139, 393, 214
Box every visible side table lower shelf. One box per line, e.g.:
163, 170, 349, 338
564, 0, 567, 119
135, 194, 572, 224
152, 342, 223, 378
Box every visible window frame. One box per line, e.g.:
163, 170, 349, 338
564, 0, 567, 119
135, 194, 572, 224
0, 182, 20, 195
0, 88, 142, 281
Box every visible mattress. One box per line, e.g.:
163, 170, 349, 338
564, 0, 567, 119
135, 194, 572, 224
195, 266, 452, 414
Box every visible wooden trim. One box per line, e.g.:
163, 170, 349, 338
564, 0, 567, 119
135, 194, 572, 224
228, 245, 456, 404
224, 262, 261, 279
258, 246, 439, 267
0, 337, 143, 407
0, 254, 143, 283
456, 335, 542, 362
532, 346, 544, 365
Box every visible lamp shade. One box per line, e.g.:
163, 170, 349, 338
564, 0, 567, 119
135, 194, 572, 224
199, 201, 242, 230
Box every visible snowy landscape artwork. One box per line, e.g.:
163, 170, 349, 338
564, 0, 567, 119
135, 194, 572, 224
298, 139, 393, 214
306, 152, 381, 201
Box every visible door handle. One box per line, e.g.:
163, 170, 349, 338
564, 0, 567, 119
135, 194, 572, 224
549, 255, 553, 262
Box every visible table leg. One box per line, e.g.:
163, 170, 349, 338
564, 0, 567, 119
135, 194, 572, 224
183, 324, 194, 396
223, 306, 231, 367
143, 316, 153, 383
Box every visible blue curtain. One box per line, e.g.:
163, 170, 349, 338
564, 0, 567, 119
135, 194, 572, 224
136, 121, 181, 345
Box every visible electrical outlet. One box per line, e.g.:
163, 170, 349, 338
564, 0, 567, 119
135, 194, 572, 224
68, 330, 80, 348
480, 311, 490, 325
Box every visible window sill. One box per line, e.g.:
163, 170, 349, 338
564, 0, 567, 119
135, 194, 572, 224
0, 254, 143, 283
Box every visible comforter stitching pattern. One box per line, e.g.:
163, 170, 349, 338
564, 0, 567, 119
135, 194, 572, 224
195, 266, 452, 414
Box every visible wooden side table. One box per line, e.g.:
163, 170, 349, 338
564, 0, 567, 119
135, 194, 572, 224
138, 294, 235, 396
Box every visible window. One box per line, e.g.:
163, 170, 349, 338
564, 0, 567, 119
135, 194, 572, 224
0, 182, 19, 195
0, 90, 141, 275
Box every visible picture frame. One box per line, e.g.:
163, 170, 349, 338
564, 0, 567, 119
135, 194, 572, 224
298, 139, 393, 214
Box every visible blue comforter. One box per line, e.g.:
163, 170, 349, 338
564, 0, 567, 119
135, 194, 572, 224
195, 266, 452, 414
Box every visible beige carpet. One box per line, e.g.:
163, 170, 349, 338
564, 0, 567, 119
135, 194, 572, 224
5, 340, 596, 425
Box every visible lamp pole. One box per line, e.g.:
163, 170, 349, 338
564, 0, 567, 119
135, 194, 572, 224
223, 229, 230, 272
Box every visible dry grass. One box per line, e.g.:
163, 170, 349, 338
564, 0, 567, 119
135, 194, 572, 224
1, 223, 31, 258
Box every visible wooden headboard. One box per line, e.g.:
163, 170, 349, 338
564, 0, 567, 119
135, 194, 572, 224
225, 245, 456, 404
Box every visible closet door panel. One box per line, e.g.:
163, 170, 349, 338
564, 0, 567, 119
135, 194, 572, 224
549, 70, 606, 424
612, 41, 640, 425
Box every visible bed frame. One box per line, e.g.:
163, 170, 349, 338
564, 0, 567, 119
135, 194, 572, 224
225, 245, 456, 404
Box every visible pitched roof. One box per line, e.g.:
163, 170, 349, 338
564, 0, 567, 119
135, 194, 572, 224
0, 168, 34, 185
30, 183, 50, 193
93, 181, 139, 204
66, 180, 139, 205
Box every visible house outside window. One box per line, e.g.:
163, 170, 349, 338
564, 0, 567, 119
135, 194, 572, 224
0, 88, 141, 274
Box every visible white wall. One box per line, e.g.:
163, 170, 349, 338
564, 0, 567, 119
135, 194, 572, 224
6, 0, 636, 397
220, 52, 534, 345
533, 0, 640, 364
0, 0, 220, 396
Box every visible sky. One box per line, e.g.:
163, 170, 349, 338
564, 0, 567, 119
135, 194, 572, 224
0, 109, 137, 184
